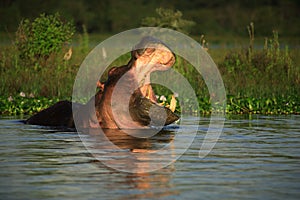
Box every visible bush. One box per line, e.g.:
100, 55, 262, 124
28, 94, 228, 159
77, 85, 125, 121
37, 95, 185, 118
141, 7, 195, 34
15, 13, 75, 68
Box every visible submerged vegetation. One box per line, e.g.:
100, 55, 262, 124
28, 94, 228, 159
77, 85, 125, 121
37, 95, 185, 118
0, 94, 62, 116
0, 12, 299, 116
1, 93, 299, 116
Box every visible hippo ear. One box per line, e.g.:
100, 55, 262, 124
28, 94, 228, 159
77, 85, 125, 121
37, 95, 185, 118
108, 67, 117, 76
131, 49, 138, 60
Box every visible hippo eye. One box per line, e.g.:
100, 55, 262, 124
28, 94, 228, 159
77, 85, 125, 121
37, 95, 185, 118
136, 48, 146, 56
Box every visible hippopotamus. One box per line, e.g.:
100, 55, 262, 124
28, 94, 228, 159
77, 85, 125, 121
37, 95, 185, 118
26, 36, 179, 129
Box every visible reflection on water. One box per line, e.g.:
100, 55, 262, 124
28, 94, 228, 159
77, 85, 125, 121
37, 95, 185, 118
78, 127, 196, 173
0, 115, 299, 200
81, 128, 176, 173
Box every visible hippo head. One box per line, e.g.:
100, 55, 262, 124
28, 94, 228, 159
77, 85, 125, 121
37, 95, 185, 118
96, 36, 179, 129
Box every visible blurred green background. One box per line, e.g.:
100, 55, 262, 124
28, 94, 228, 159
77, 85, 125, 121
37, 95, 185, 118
1, 0, 300, 37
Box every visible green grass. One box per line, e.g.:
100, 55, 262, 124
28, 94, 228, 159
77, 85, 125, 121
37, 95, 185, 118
0, 46, 80, 98
0, 30, 299, 116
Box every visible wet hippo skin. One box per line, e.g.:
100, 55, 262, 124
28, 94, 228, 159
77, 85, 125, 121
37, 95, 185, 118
26, 36, 179, 129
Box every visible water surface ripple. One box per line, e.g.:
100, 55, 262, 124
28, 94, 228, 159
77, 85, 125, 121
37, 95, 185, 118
0, 115, 299, 200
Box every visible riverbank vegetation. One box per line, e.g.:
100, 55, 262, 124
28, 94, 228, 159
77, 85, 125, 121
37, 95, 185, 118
0, 10, 299, 116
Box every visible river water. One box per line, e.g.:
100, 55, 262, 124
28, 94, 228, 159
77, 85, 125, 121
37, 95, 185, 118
0, 115, 299, 200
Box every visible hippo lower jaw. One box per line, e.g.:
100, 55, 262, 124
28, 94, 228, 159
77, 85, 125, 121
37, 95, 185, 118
127, 76, 179, 128
129, 95, 179, 128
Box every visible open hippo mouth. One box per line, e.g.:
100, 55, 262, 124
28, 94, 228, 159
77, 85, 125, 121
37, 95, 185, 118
25, 36, 179, 129
97, 36, 179, 129
128, 37, 179, 127
133, 37, 176, 102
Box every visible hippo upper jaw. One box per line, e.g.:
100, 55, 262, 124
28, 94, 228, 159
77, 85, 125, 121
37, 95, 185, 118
133, 43, 176, 73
